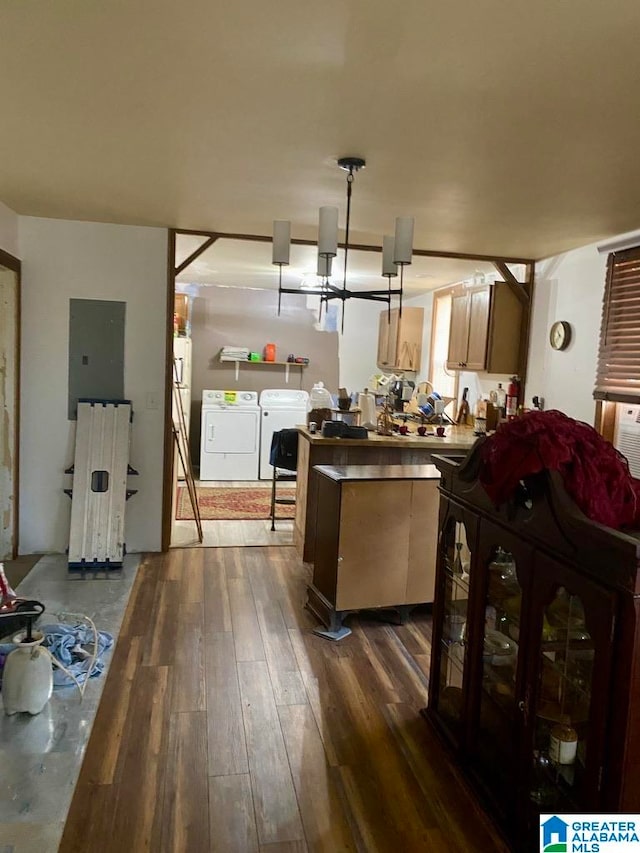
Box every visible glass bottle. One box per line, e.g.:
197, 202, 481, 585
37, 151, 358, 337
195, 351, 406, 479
549, 717, 578, 765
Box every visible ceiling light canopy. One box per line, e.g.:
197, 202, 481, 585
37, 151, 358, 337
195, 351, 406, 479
272, 156, 414, 331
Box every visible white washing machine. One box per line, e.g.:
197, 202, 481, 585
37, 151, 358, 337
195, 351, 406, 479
200, 390, 260, 481
259, 388, 309, 479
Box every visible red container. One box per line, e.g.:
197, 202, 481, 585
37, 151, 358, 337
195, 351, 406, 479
264, 343, 276, 362
506, 376, 520, 419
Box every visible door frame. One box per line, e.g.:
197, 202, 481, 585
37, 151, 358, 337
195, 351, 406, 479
0, 247, 21, 558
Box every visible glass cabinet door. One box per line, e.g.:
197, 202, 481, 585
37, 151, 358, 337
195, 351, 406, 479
526, 558, 615, 819
436, 516, 473, 737
474, 543, 525, 813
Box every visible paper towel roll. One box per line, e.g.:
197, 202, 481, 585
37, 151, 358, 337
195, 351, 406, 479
358, 390, 377, 428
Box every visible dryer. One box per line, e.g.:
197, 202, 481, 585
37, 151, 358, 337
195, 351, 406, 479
200, 390, 260, 481
259, 388, 309, 479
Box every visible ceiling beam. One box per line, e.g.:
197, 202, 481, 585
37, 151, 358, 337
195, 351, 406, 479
493, 261, 529, 305
174, 235, 219, 276
173, 228, 534, 267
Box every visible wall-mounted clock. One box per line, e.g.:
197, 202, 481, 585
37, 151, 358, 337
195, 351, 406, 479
549, 320, 572, 351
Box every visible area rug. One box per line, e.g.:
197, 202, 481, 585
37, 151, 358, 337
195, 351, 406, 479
176, 486, 296, 521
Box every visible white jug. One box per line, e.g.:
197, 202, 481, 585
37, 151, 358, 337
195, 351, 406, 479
2, 630, 53, 715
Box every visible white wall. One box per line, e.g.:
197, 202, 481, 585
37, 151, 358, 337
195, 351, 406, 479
526, 242, 606, 424
338, 300, 381, 394
0, 201, 19, 259
19, 218, 168, 554
338, 291, 437, 397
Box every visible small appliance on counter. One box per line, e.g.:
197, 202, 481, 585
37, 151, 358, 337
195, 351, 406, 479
308, 381, 333, 429
390, 377, 415, 412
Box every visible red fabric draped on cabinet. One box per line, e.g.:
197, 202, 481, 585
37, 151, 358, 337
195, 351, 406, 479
479, 409, 640, 530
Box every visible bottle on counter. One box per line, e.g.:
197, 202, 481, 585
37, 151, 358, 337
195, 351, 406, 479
496, 383, 506, 416
506, 376, 520, 419
308, 381, 333, 428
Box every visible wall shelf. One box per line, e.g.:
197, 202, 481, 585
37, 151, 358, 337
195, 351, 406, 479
219, 358, 308, 383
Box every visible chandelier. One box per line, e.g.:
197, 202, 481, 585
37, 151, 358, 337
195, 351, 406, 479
272, 156, 414, 331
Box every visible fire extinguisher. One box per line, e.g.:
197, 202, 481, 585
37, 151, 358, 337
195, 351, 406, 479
506, 376, 520, 419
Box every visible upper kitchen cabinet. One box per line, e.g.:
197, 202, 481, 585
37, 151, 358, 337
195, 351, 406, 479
446, 282, 522, 373
377, 307, 424, 372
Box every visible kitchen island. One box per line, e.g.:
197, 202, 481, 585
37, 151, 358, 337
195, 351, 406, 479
294, 425, 479, 562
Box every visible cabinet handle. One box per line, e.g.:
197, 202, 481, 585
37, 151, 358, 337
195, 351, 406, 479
518, 687, 531, 724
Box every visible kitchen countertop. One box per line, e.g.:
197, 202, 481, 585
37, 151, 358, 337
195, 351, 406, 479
314, 463, 441, 482
296, 424, 480, 451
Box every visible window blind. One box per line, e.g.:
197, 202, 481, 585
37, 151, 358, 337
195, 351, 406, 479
594, 247, 640, 403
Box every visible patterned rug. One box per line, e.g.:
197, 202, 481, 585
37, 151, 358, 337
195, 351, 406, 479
176, 485, 296, 521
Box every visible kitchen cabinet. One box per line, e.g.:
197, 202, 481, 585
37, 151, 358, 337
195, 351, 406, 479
377, 307, 424, 371
446, 283, 522, 373
425, 447, 640, 850
307, 464, 439, 633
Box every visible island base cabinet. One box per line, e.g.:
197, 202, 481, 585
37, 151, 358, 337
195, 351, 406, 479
308, 465, 439, 632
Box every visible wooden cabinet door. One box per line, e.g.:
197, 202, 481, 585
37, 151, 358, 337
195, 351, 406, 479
465, 287, 491, 370
446, 292, 470, 369
336, 481, 410, 610
468, 521, 536, 828
396, 307, 424, 371
521, 554, 616, 830
428, 499, 480, 750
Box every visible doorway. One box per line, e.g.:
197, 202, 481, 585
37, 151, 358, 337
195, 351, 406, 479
0, 249, 21, 559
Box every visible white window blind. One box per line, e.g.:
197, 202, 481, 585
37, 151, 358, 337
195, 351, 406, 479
594, 247, 640, 403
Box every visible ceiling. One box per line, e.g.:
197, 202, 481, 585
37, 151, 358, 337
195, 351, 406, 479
2, 1, 640, 261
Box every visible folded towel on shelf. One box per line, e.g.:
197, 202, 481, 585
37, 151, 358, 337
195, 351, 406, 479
220, 346, 250, 362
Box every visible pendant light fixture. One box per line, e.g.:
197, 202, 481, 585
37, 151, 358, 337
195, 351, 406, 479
272, 156, 414, 331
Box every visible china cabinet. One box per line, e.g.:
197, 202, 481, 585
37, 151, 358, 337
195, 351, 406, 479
376, 307, 424, 371
446, 282, 522, 373
425, 445, 640, 850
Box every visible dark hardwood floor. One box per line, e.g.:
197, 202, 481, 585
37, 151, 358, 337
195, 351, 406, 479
59, 546, 508, 852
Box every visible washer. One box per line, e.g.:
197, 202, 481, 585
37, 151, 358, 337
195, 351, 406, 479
200, 390, 260, 481
259, 388, 309, 479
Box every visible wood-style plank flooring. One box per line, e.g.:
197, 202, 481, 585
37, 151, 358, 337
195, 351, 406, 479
59, 546, 507, 853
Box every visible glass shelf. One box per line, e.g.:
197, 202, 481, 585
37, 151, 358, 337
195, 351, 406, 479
444, 567, 470, 594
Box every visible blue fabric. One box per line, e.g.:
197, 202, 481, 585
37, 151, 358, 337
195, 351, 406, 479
40, 623, 113, 688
